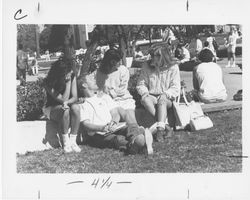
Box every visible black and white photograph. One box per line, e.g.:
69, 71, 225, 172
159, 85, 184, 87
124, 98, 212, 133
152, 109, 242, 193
2, 0, 250, 199
16, 24, 243, 173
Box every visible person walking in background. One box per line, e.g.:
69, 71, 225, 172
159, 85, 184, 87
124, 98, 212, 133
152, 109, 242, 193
195, 35, 203, 57
17, 44, 28, 86
45, 50, 50, 61
206, 32, 216, 56
31, 51, 39, 75
43, 57, 81, 153
225, 26, 239, 68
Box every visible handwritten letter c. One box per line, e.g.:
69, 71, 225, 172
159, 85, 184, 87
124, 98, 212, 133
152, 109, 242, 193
14, 9, 28, 20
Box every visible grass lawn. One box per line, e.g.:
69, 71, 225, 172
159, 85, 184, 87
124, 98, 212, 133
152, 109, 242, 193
17, 109, 242, 173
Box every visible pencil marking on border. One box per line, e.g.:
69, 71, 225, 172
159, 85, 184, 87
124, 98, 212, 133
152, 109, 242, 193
116, 181, 132, 184
228, 155, 248, 158
67, 181, 84, 185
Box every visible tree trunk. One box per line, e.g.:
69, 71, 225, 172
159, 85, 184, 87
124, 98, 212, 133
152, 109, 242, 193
119, 36, 127, 66
78, 41, 98, 76
78, 25, 103, 77
35, 25, 40, 58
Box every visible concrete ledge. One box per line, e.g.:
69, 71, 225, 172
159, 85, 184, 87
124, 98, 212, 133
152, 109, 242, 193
202, 100, 242, 113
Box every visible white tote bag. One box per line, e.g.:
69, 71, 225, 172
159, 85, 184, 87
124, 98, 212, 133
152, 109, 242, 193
173, 87, 204, 129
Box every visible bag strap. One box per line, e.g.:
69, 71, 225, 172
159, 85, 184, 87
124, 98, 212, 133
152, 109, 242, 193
176, 86, 190, 106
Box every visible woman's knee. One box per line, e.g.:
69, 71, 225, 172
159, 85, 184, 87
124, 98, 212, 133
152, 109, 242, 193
62, 108, 70, 120
70, 104, 80, 116
158, 94, 168, 105
141, 95, 154, 107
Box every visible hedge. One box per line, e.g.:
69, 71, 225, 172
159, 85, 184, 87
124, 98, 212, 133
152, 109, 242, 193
17, 78, 46, 121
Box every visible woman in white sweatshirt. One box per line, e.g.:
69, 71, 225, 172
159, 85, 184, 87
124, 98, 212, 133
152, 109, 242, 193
136, 44, 181, 142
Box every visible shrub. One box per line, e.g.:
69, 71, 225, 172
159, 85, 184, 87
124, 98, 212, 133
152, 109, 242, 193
17, 78, 46, 121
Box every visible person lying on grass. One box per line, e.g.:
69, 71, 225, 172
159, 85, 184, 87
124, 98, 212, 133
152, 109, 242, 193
77, 72, 153, 155
136, 44, 181, 142
43, 57, 81, 153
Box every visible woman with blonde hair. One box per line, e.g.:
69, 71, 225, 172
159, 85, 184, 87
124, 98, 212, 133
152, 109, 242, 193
136, 44, 181, 142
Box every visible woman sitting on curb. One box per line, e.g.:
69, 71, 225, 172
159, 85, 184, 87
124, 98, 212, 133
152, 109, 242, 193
43, 57, 81, 153
136, 44, 181, 142
192, 49, 227, 103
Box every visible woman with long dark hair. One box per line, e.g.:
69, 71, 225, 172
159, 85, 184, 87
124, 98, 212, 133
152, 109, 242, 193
43, 57, 81, 152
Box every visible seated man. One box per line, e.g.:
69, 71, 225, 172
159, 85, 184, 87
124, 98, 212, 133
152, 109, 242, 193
77, 72, 153, 155
192, 49, 227, 103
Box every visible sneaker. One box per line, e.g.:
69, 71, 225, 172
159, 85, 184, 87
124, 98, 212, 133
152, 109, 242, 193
154, 128, 165, 142
164, 124, 174, 139
144, 128, 153, 155
231, 64, 236, 68
225, 64, 231, 68
71, 142, 81, 152
63, 143, 73, 153
127, 134, 145, 155
113, 135, 128, 151
62, 134, 72, 153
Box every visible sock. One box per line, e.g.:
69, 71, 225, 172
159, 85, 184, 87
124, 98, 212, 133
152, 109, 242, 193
62, 134, 70, 146
156, 121, 165, 130
70, 134, 77, 145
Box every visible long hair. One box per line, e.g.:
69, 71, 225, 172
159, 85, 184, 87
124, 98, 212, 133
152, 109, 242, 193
99, 49, 122, 74
148, 43, 178, 68
43, 57, 73, 91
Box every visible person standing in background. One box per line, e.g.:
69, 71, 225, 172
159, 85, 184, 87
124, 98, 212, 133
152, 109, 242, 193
195, 35, 203, 57
225, 26, 239, 68
17, 44, 28, 86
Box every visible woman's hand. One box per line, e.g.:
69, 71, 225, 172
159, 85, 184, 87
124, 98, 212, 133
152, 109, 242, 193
77, 97, 85, 104
65, 71, 73, 82
62, 101, 69, 110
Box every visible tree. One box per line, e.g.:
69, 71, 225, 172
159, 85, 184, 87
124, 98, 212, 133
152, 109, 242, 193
39, 25, 52, 53
17, 24, 37, 52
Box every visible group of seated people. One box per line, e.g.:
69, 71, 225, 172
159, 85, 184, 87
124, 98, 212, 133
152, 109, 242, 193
42, 43, 227, 154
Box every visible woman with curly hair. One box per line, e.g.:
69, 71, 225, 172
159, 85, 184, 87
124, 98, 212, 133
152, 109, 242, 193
43, 57, 81, 153
136, 44, 181, 142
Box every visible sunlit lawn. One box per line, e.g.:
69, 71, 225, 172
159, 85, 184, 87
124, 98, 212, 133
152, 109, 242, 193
17, 109, 242, 173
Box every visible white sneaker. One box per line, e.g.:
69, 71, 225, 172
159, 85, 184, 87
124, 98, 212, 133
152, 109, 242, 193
144, 128, 153, 155
71, 142, 81, 152
231, 63, 236, 68
63, 143, 73, 153
225, 64, 231, 68
62, 134, 72, 153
